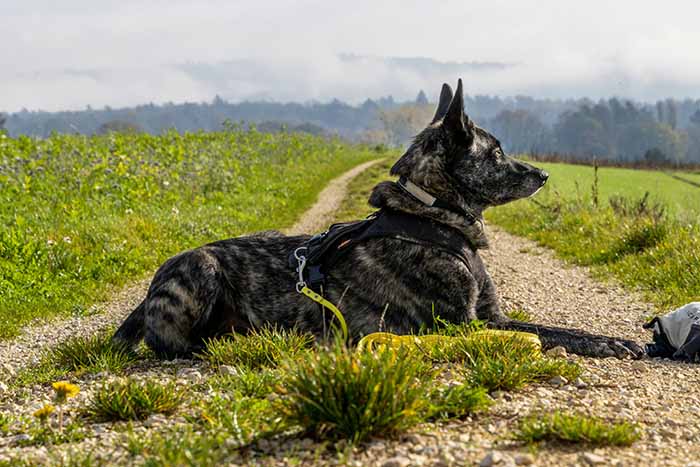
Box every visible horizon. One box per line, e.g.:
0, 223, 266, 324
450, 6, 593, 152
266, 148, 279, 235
3, 0, 700, 113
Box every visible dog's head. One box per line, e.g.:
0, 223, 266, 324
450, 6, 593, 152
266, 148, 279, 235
391, 79, 548, 210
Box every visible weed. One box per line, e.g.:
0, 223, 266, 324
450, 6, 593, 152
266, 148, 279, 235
87, 379, 184, 421
49, 332, 138, 374
280, 339, 433, 443
198, 326, 314, 370
209, 368, 281, 399
125, 427, 232, 466
428, 384, 491, 420
505, 309, 534, 322
454, 334, 580, 392
515, 411, 640, 446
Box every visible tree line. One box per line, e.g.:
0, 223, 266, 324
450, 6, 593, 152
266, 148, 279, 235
3, 93, 700, 165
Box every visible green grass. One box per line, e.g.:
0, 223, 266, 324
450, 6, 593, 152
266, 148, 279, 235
11, 331, 139, 388
527, 160, 700, 217
515, 411, 641, 446
280, 339, 433, 443
86, 379, 184, 421
0, 129, 380, 338
454, 334, 581, 392
428, 384, 491, 420
198, 326, 314, 370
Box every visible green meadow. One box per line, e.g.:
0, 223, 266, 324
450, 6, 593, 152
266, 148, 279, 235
0, 130, 379, 338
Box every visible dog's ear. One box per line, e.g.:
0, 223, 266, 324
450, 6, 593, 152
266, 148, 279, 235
430, 83, 453, 124
442, 79, 473, 143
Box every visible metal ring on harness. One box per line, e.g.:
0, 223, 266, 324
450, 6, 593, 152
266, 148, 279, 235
294, 246, 308, 293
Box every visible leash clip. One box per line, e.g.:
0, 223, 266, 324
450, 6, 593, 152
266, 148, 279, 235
294, 247, 308, 293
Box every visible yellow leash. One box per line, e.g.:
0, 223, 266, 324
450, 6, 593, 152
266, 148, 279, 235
294, 246, 541, 352
299, 285, 349, 341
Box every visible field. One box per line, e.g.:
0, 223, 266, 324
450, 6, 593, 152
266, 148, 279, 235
529, 161, 700, 219
0, 130, 380, 338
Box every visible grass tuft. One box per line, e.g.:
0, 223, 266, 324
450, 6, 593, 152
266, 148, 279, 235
515, 411, 641, 446
198, 326, 314, 370
280, 339, 433, 443
428, 384, 491, 420
456, 334, 581, 392
505, 309, 534, 322
49, 332, 138, 374
87, 378, 184, 421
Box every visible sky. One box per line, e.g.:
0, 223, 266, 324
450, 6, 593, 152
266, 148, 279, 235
2, 0, 700, 112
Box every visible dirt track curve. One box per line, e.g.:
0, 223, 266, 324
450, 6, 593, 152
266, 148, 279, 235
2, 158, 699, 466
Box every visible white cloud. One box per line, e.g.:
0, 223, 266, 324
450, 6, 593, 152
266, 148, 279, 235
2, 0, 699, 112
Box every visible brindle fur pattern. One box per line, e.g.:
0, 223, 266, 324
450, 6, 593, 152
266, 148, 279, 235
113, 79, 644, 360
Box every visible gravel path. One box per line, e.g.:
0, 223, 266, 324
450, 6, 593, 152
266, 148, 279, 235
3, 161, 700, 466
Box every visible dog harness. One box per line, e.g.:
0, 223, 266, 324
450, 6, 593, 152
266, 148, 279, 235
289, 208, 475, 339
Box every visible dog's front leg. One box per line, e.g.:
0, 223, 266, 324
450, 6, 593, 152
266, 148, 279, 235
491, 319, 644, 359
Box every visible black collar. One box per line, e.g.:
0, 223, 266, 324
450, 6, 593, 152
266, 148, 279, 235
397, 176, 475, 222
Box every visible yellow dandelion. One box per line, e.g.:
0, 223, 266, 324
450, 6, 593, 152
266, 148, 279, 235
52, 381, 80, 402
33, 404, 55, 419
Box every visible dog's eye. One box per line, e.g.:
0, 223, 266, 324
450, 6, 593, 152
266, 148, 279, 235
493, 148, 504, 159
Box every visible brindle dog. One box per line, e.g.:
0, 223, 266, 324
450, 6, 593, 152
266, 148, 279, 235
113, 79, 644, 360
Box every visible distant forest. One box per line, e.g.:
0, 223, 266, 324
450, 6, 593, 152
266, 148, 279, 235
3, 92, 700, 165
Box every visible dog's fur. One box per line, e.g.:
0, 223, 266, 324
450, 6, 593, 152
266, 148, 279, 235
113, 79, 644, 360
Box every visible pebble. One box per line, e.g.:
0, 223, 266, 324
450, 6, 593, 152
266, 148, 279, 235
382, 456, 411, 467
219, 365, 238, 376
514, 453, 534, 465
548, 375, 568, 386
0, 381, 7, 393
581, 452, 606, 465
480, 451, 503, 467
546, 346, 568, 358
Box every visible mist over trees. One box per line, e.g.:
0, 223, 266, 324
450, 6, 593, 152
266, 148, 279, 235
4, 92, 700, 165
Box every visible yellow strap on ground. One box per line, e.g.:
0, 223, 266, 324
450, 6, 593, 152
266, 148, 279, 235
299, 286, 542, 353
300, 286, 349, 341
356, 329, 542, 353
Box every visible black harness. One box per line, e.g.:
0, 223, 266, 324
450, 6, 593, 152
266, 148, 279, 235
289, 208, 475, 294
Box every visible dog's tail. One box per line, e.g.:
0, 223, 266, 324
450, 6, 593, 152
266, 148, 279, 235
112, 301, 146, 349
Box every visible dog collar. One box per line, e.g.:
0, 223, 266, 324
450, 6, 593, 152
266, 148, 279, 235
397, 176, 475, 222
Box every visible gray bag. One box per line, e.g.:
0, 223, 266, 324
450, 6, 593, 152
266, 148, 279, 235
644, 302, 700, 360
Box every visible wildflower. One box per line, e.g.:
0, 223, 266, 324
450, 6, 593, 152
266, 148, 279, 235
125, 208, 133, 215
163, 180, 170, 187
52, 381, 80, 403
33, 404, 55, 420
47, 239, 56, 247
62, 236, 72, 244
171, 206, 180, 216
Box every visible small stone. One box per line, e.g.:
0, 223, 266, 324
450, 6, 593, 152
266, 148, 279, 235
631, 361, 647, 372
514, 453, 535, 465
382, 456, 411, 467
573, 377, 588, 389
0, 381, 7, 393
546, 346, 567, 358
480, 451, 503, 467
582, 452, 606, 465
219, 365, 238, 376
548, 375, 568, 386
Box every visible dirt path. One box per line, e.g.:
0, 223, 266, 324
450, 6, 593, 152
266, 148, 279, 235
0, 159, 382, 375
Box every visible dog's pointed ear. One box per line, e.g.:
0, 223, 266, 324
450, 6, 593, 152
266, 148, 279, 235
442, 79, 472, 141
430, 83, 453, 124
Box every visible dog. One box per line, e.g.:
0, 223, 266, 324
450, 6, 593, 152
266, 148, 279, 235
113, 79, 644, 360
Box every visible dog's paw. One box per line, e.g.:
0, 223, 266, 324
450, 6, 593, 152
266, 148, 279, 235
589, 337, 645, 359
